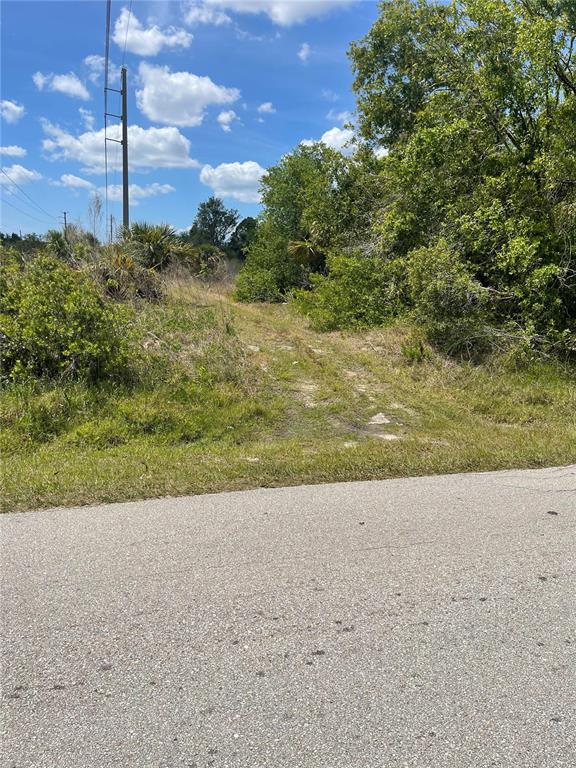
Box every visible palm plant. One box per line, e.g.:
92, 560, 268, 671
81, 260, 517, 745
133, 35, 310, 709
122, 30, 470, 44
287, 238, 326, 273
122, 222, 178, 270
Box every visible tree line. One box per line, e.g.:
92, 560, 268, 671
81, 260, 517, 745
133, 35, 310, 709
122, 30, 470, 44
236, 0, 576, 360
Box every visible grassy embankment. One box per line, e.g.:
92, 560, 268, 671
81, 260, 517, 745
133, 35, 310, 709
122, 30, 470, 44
1, 274, 575, 512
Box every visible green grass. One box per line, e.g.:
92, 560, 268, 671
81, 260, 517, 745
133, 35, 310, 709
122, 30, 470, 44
2, 276, 575, 512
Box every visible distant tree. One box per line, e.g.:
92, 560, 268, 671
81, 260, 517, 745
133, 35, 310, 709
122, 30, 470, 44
87, 191, 104, 243
0, 232, 44, 255
188, 196, 239, 250
227, 217, 257, 261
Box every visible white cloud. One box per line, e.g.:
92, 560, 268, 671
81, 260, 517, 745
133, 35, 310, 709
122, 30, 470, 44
217, 110, 238, 132
84, 54, 120, 85
33, 71, 90, 101
184, 2, 231, 25
374, 146, 389, 159
41, 120, 200, 174
321, 89, 339, 102
297, 42, 311, 63
321, 126, 354, 152
103, 182, 175, 205
302, 126, 355, 155
113, 7, 192, 56
0, 164, 42, 188
57, 174, 95, 190
0, 145, 27, 157
1, 99, 25, 124
326, 109, 352, 124
257, 101, 276, 114
79, 108, 95, 130
185, 1, 357, 26
200, 161, 265, 203
136, 62, 240, 127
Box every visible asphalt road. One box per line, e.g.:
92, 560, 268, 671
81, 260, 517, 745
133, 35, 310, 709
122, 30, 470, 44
1, 466, 575, 768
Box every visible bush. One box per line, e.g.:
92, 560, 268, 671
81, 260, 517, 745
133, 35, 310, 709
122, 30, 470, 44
294, 254, 407, 331
408, 240, 491, 357
235, 220, 303, 302
122, 222, 179, 270
46, 225, 98, 265
0, 255, 132, 382
235, 267, 284, 303
88, 246, 164, 301
174, 242, 225, 280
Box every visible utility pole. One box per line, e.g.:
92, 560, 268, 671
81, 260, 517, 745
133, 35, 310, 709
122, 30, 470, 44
121, 66, 129, 230
104, 65, 129, 233
109, 214, 114, 243
63, 211, 68, 240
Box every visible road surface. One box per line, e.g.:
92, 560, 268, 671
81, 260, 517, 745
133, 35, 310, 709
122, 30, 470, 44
1, 466, 575, 767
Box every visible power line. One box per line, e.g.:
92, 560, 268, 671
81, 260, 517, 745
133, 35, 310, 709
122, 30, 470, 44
0, 167, 58, 221
1, 196, 55, 228
104, 0, 111, 98
0, 183, 54, 220
103, 0, 130, 237
122, 0, 133, 66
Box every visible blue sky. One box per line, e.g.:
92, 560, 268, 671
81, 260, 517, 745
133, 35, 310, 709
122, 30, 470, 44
1, 0, 380, 237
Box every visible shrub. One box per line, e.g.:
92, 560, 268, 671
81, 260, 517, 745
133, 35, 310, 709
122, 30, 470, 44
294, 254, 408, 331
88, 246, 164, 302
46, 225, 98, 265
235, 267, 284, 303
122, 222, 179, 270
408, 240, 491, 357
235, 220, 303, 302
0, 254, 132, 382
174, 242, 225, 280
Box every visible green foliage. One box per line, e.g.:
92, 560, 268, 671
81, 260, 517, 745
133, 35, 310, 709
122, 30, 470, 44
344, 0, 576, 355
0, 290, 276, 464
237, 143, 381, 302
408, 240, 491, 356
235, 219, 302, 302
227, 216, 257, 261
236, 0, 573, 356
122, 222, 179, 270
46, 225, 98, 265
187, 196, 239, 250
0, 231, 44, 256
294, 254, 407, 331
0, 254, 131, 382
88, 246, 164, 301
176, 243, 225, 279
235, 267, 284, 303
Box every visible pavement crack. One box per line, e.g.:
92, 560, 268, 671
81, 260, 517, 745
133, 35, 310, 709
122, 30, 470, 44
352, 540, 436, 552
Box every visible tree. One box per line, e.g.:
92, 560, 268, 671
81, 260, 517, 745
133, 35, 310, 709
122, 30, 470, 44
0, 232, 44, 256
236, 143, 379, 301
227, 217, 257, 261
87, 192, 104, 243
239, 0, 576, 356
188, 197, 239, 250
342, 0, 576, 352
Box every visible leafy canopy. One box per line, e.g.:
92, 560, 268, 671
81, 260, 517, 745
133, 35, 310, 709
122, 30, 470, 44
188, 196, 239, 250
238, 0, 576, 357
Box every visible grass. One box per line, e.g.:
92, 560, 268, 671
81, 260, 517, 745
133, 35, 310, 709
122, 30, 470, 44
2, 274, 575, 512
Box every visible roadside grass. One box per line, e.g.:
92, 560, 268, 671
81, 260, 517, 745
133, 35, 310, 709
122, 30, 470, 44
2, 275, 575, 512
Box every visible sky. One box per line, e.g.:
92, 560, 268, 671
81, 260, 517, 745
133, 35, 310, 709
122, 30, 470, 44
0, 0, 380, 237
